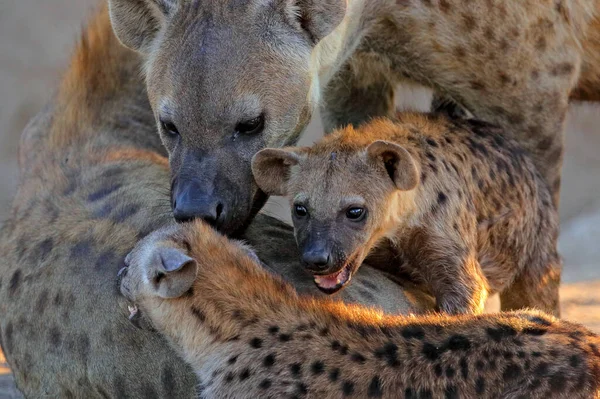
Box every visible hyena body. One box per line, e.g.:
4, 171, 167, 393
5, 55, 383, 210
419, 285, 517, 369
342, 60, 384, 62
120, 222, 600, 399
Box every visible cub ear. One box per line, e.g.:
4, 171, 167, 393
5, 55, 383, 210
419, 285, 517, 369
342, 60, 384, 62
291, 0, 347, 44
367, 140, 419, 191
251, 148, 304, 196
108, 0, 174, 53
152, 247, 198, 299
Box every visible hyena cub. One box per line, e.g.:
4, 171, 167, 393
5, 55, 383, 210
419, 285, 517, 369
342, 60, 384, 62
252, 113, 561, 315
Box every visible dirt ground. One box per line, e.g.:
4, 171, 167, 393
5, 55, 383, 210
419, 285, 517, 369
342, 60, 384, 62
0, 1, 598, 397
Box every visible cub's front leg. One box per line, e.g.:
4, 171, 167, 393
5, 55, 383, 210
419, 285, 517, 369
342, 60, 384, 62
405, 227, 489, 315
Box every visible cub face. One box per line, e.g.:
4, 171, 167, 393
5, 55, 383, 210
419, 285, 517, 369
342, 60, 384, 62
252, 132, 419, 294
108, 0, 346, 235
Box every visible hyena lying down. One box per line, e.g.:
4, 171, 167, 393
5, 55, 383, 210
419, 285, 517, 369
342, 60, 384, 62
120, 222, 600, 399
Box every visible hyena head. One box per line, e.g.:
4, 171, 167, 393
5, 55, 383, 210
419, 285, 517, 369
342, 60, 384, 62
108, 0, 346, 235
252, 122, 420, 294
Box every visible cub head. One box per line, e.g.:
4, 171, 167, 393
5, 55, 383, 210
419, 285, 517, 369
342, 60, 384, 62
108, 0, 347, 235
252, 126, 419, 294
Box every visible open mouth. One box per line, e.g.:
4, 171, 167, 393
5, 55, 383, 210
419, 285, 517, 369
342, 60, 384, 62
313, 264, 352, 294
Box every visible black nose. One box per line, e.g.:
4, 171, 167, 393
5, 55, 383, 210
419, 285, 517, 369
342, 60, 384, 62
172, 181, 225, 226
302, 248, 331, 272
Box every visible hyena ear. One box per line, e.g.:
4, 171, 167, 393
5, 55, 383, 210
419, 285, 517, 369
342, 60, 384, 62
289, 0, 347, 44
251, 148, 304, 196
151, 247, 198, 299
367, 140, 419, 191
108, 0, 175, 53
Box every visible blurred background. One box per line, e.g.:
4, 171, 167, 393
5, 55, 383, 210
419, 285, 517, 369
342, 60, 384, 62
0, 1, 598, 396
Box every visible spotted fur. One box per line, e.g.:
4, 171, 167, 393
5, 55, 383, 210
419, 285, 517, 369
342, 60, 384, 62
121, 221, 600, 399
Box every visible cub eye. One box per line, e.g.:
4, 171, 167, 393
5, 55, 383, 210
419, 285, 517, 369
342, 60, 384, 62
346, 207, 366, 221
160, 119, 179, 137
294, 204, 308, 218
235, 114, 265, 135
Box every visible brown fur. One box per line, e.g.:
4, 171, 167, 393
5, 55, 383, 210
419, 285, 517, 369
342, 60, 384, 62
253, 114, 561, 316
0, 6, 429, 397
121, 221, 600, 398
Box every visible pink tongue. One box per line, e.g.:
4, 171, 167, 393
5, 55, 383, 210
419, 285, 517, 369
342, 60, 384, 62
314, 268, 347, 289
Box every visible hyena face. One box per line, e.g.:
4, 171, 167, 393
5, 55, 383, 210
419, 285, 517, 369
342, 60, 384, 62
109, 0, 346, 235
252, 130, 419, 294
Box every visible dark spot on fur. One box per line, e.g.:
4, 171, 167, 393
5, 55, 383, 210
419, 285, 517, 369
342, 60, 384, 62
475, 376, 485, 393
8, 270, 22, 298
250, 337, 263, 348
570, 354, 581, 368
225, 372, 234, 383
268, 326, 279, 334
368, 376, 383, 397
329, 368, 340, 382
550, 372, 567, 392
460, 357, 469, 379
475, 359, 485, 371
402, 326, 425, 340
487, 325, 517, 342
35, 290, 50, 315
239, 368, 251, 380
70, 240, 93, 260
528, 316, 553, 326
434, 363, 443, 377
503, 363, 522, 381
445, 385, 458, 399
342, 381, 355, 396
462, 13, 476, 31
191, 307, 206, 323
426, 138, 439, 147
290, 363, 302, 377
437, 192, 448, 206
446, 366, 456, 378
374, 342, 399, 367
311, 361, 325, 375
279, 333, 292, 342
447, 335, 470, 351
88, 183, 122, 202
419, 389, 433, 399
264, 354, 276, 368
296, 382, 308, 395
422, 343, 444, 361
228, 355, 238, 365
523, 327, 547, 336
351, 353, 366, 364
551, 63, 574, 76
95, 250, 118, 271
259, 379, 272, 389
113, 203, 140, 222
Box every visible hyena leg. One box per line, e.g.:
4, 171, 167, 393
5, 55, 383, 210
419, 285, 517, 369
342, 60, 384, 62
407, 229, 489, 315
388, 0, 582, 206
320, 54, 396, 134
500, 259, 562, 317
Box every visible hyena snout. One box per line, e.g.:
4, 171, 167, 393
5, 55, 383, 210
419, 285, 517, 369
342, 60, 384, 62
172, 179, 226, 227
301, 241, 334, 273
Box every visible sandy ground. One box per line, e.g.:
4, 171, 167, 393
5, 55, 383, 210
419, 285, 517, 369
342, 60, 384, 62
0, 1, 598, 397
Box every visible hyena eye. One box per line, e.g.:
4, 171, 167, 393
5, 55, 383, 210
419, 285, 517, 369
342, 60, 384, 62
160, 119, 179, 137
294, 204, 308, 218
235, 114, 265, 135
346, 207, 366, 221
